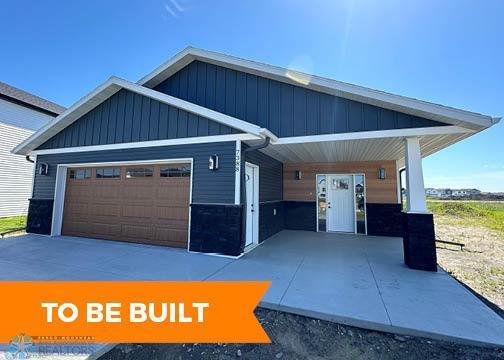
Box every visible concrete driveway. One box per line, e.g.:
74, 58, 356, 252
1, 231, 503, 347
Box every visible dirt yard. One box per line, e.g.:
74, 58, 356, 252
100, 308, 503, 360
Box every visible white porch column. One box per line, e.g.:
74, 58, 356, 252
404, 137, 428, 213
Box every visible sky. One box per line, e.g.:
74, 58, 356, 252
1, 0, 503, 191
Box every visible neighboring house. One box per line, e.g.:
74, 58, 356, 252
12, 47, 500, 272
425, 188, 439, 196
438, 189, 452, 197
452, 189, 468, 197
0, 82, 65, 218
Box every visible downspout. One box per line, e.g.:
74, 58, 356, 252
240, 137, 271, 251
26, 155, 35, 163
399, 168, 405, 210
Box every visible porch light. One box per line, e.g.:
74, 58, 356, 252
209, 154, 219, 171
378, 168, 386, 180
295, 170, 302, 180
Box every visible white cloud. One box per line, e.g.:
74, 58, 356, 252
425, 170, 504, 192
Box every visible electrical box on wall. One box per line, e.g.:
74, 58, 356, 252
38, 163, 49, 176
209, 154, 219, 171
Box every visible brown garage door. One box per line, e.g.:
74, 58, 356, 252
62, 163, 191, 248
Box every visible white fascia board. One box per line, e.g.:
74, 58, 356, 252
275, 126, 474, 145
12, 75, 273, 155
30, 133, 259, 156
138, 47, 496, 130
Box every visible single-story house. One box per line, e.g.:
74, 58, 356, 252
0, 81, 65, 217
12, 47, 500, 271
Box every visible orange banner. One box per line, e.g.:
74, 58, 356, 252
0, 281, 270, 343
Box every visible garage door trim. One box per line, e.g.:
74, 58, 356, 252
51, 158, 194, 251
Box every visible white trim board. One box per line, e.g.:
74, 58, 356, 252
12, 76, 277, 156
138, 47, 499, 130
31, 134, 258, 156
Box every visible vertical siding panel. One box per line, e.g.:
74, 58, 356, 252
178, 66, 189, 100
99, 101, 110, 144
149, 100, 160, 140
333, 97, 347, 133
123, 91, 134, 142
107, 95, 118, 143
225, 69, 236, 117
206, 64, 219, 135
379, 108, 395, 129
215, 66, 226, 113
158, 103, 169, 139
306, 92, 319, 135
197, 116, 209, 136
85, 112, 94, 146
319, 94, 332, 134
257, 77, 269, 128
140, 97, 151, 141
348, 100, 363, 132
131, 93, 142, 142
91, 108, 102, 145
196, 61, 207, 106
280, 84, 293, 137
293, 87, 306, 136
167, 106, 178, 139
177, 109, 188, 137
268, 81, 281, 135
115, 90, 126, 143
169, 72, 180, 97
187, 62, 198, 103
64, 128, 72, 147
363, 104, 378, 131
235, 71, 247, 120
187, 113, 199, 137
246, 74, 258, 125
77, 115, 87, 146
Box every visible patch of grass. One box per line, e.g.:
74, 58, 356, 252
427, 201, 504, 234
0, 215, 27, 233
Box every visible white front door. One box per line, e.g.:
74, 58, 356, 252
327, 175, 355, 233
245, 163, 259, 247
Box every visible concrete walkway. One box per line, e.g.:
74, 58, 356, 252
0, 231, 503, 347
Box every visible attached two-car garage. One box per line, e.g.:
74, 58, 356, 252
61, 163, 191, 248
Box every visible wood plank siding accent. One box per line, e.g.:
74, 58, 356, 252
37, 89, 238, 150
283, 161, 398, 204
155, 60, 448, 138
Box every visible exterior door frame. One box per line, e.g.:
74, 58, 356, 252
51, 158, 194, 251
244, 161, 260, 249
315, 173, 367, 235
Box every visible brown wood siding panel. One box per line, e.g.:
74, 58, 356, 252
62, 163, 191, 247
283, 161, 398, 204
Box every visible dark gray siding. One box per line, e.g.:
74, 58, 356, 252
33, 142, 236, 204
37, 89, 238, 150
243, 145, 283, 202
155, 61, 447, 137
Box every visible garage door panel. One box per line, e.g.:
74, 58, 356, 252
62, 163, 191, 248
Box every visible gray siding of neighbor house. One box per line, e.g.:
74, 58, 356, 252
154, 60, 448, 138
243, 145, 283, 202
32, 142, 237, 204
37, 89, 238, 150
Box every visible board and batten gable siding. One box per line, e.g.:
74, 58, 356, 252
0, 122, 36, 217
283, 161, 398, 204
33, 142, 237, 204
37, 89, 239, 150
243, 145, 283, 202
154, 60, 448, 138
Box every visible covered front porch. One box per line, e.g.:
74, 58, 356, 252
2, 231, 503, 346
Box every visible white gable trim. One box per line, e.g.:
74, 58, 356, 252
12, 76, 277, 156
138, 47, 498, 130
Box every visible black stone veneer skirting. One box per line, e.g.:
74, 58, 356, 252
259, 201, 284, 242
189, 204, 243, 256
403, 212, 437, 271
366, 203, 403, 237
284, 201, 317, 232
27, 199, 54, 235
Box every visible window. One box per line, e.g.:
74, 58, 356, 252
125, 167, 153, 178
160, 166, 191, 178
69, 169, 91, 179
317, 175, 326, 232
96, 168, 120, 179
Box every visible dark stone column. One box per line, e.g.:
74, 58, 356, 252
189, 204, 243, 256
26, 199, 54, 235
402, 212, 437, 271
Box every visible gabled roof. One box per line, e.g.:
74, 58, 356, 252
0, 81, 65, 116
12, 76, 275, 155
138, 47, 499, 131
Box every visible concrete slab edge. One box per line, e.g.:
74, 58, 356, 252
258, 301, 504, 349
